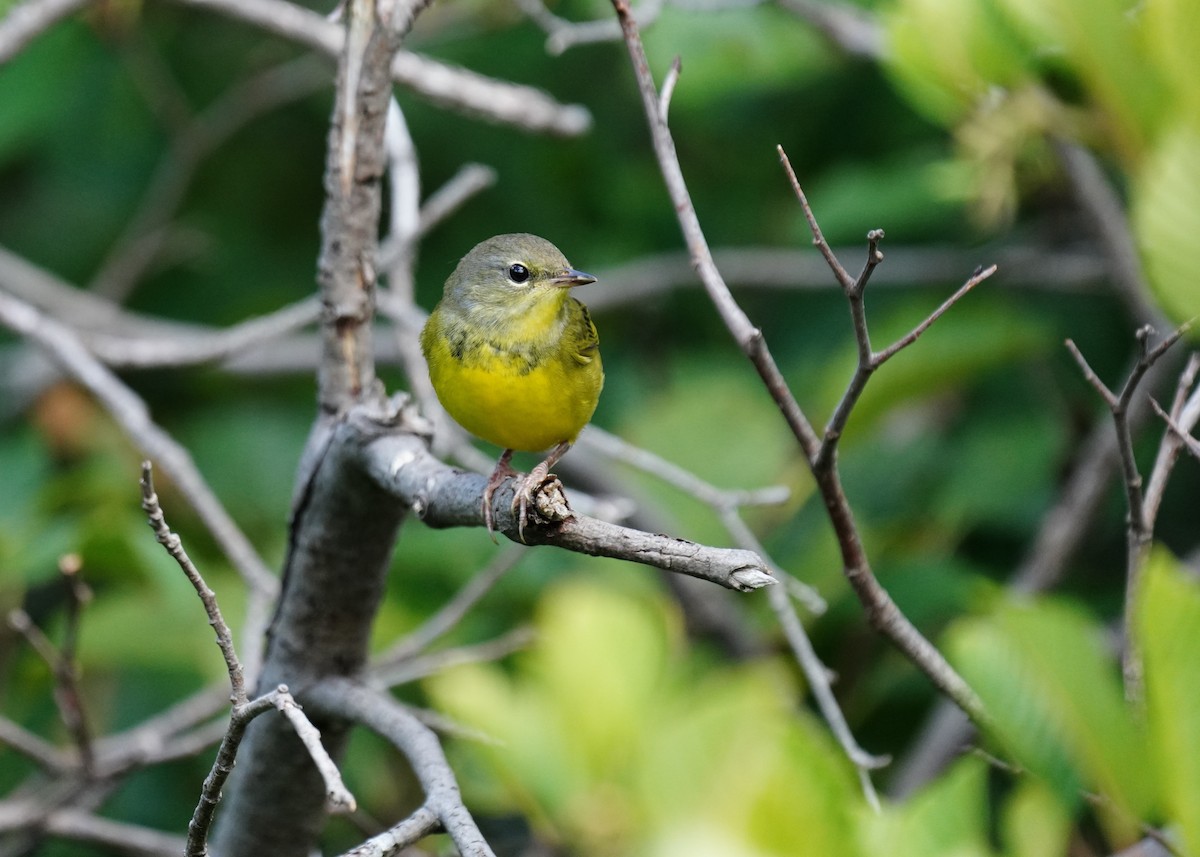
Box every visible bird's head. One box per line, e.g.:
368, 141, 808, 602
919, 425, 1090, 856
441, 233, 596, 326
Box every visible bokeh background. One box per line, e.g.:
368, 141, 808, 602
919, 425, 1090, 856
2, 0, 1199, 853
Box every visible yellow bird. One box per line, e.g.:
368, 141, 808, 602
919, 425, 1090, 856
420, 233, 603, 539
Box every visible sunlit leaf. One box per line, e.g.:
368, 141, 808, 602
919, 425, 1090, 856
1137, 549, 1200, 856
1001, 778, 1071, 857
1143, 0, 1200, 117
947, 599, 1151, 844
1131, 116, 1200, 323
884, 0, 1032, 126
862, 756, 993, 857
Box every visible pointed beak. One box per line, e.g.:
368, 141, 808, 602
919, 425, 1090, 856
551, 268, 597, 288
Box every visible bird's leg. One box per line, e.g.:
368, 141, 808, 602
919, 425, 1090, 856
514, 441, 571, 544
482, 449, 518, 543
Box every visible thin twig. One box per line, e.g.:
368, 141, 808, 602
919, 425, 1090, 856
1064, 325, 1188, 700
90, 55, 331, 302
0, 291, 278, 603
781, 140, 996, 469
659, 56, 681, 120
0, 715, 71, 772
1152, 399, 1200, 460
379, 546, 525, 666
8, 607, 95, 775
0, 0, 90, 64
166, 0, 591, 135
272, 692, 357, 813
766, 583, 887, 810
1144, 354, 1200, 519
777, 145, 853, 289
581, 426, 792, 511
307, 678, 496, 857
35, 809, 188, 857
371, 627, 536, 688
336, 805, 440, 857
140, 461, 246, 705
610, 0, 986, 725
185, 688, 283, 857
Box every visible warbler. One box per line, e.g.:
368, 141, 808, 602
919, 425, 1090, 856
420, 233, 603, 540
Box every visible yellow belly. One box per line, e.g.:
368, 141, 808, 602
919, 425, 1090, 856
428, 344, 603, 453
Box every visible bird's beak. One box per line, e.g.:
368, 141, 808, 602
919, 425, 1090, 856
551, 268, 597, 288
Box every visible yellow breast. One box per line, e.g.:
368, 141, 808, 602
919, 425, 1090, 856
421, 306, 603, 453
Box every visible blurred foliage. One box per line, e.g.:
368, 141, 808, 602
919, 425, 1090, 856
885, 0, 1200, 320
2, 0, 1199, 853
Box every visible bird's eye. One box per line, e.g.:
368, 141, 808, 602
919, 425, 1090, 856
508, 263, 530, 284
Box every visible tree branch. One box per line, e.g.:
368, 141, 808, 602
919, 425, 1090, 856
0, 289, 278, 685
1064, 325, 1188, 699
166, 0, 591, 136
0, 0, 90, 64
610, 0, 987, 725
307, 678, 496, 857
362, 428, 775, 591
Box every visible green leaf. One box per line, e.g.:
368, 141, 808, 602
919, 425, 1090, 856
884, 0, 1033, 126
863, 756, 993, 857
1137, 549, 1200, 856
1001, 778, 1071, 857
428, 582, 862, 855
1143, 0, 1200, 117
947, 599, 1151, 843
1131, 116, 1200, 323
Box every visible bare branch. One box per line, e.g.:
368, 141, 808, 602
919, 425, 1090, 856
371, 627, 536, 688
1144, 354, 1200, 519
36, 809, 188, 857
872, 264, 996, 365
777, 145, 854, 289
167, 0, 591, 135
0, 716, 71, 772
140, 461, 247, 705
516, 0, 664, 56
8, 606, 95, 775
659, 55, 681, 120
0, 290, 278, 612
337, 805, 440, 857
93, 685, 228, 775
774, 0, 883, 58
610, 0, 986, 724
0, 0, 90, 64
581, 243, 1104, 311
272, 692, 357, 813
1152, 398, 1200, 461
765, 583, 887, 810
365, 428, 775, 591
186, 689, 286, 857
85, 297, 321, 369
1065, 325, 1188, 699
379, 547, 525, 666
307, 678, 496, 857
580, 426, 792, 511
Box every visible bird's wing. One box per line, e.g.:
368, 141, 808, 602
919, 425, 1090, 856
566, 298, 600, 366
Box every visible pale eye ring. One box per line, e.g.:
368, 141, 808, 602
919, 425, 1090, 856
508, 263, 530, 284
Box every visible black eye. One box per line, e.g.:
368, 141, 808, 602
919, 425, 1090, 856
508, 263, 530, 283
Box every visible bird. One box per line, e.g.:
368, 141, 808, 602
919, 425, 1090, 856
420, 233, 603, 541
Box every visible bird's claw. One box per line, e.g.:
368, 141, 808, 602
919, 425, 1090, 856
513, 467, 554, 544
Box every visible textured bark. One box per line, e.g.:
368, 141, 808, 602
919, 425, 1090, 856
211, 411, 407, 856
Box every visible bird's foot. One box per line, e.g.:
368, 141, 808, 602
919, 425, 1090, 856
482, 450, 519, 543
513, 461, 557, 545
